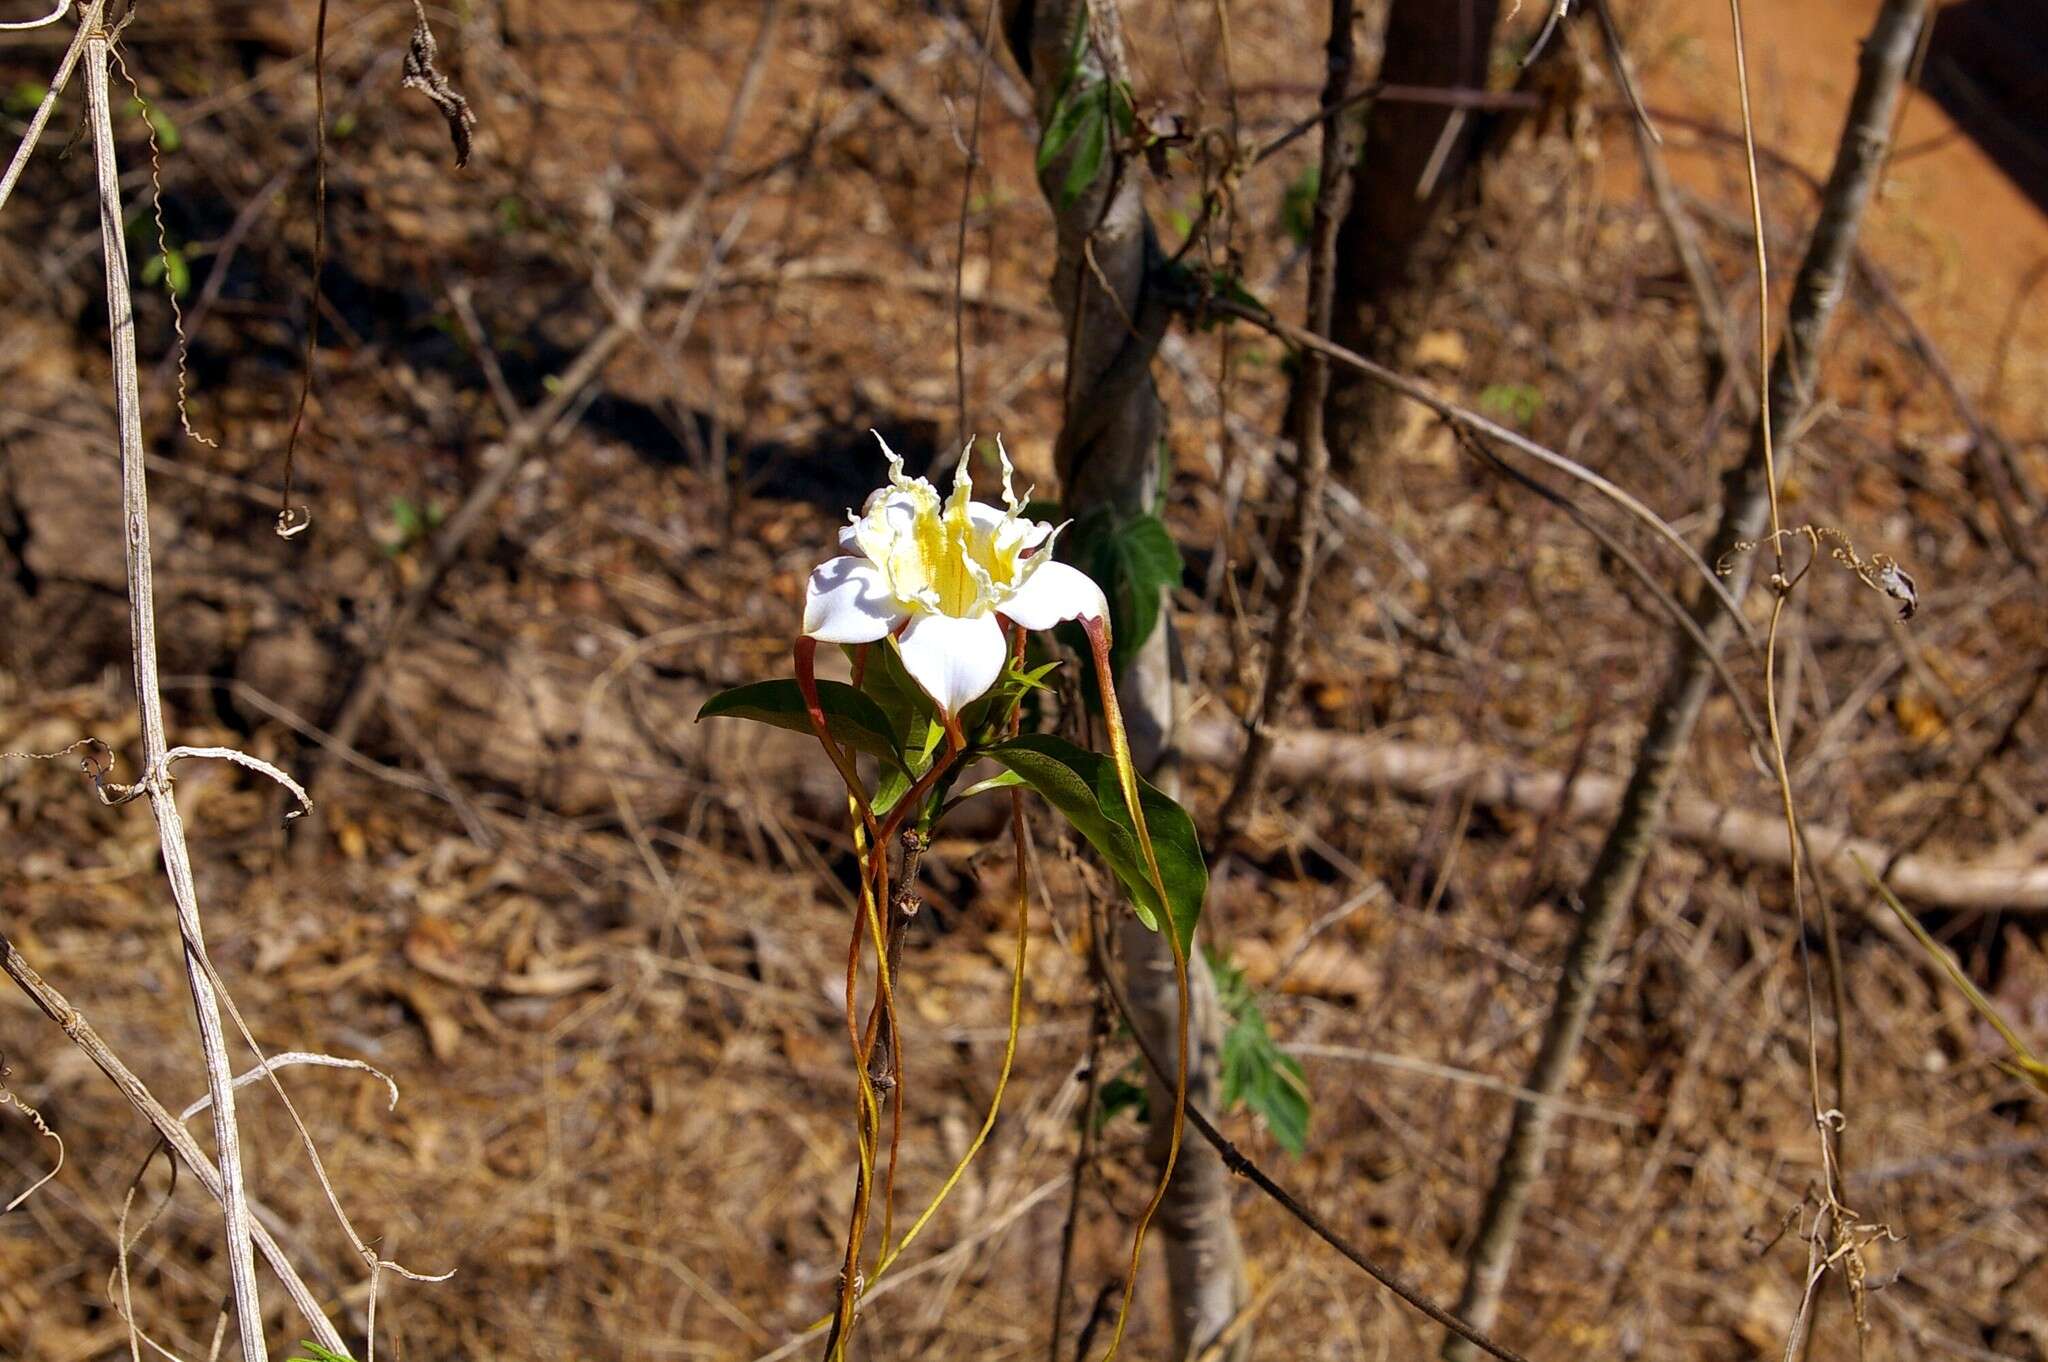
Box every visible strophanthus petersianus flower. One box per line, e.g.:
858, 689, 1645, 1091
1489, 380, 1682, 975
803, 434, 1107, 716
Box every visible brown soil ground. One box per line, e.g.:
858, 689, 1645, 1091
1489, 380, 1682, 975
2, 2, 2044, 1361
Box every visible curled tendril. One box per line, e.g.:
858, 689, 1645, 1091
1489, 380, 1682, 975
1716, 524, 1919, 621
0, 0, 70, 30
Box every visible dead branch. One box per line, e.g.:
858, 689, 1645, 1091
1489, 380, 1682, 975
1183, 719, 2048, 913
1437, 2, 1933, 1350
0, 937, 351, 1356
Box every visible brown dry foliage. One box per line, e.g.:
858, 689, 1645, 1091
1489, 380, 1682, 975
1, 1, 2044, 1359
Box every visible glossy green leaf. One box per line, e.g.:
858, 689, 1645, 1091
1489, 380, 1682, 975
986, 733, 1203, 951
854, 640, 939, 763
1068, 507, 1182, 672
1059, 104, 1109, 209
1037, 82, 1097, 175
697, 680, 906, 772
1049, 7, 1091, 102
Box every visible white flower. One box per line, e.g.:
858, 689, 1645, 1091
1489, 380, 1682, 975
803, 434, 1108, 716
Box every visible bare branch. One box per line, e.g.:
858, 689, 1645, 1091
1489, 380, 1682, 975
0, 939, 351, 1356
0, 0, 101, 215
82, 23, 271, 1358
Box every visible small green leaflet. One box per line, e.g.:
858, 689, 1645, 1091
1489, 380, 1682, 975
696, 680, 907, 774
140, 246, 191, 297
1034, 14, 1137, 212
1478, 382, 1543, 428
1282, 162, 1319, 246
984, 733, 1203, 952
1212, 954, 1311, 1155
1093, 1066, 1148, 1130
287, 1345, 354, 1362
1061, 105, 1109, 209
854, 640, 940, 767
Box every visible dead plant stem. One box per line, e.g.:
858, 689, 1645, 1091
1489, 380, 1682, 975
0, 0, 101, 215
0, 938, 350, 1355
83, 24, 268, 1360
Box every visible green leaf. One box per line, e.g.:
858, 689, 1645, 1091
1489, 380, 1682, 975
697, 680, 907, 772
390, 496, 425, 542
985, 733, 1204, 951
941, 769, 1027, 814
958, 658, 1061, 742
1108, 79, 1136, 136
1036, 83, 1097, 175
1049, 7, 1091, 103
854, 640, 939, 764
129, 97, 181, 151
1093, 1067, 1148, 1131
1068, 508, 1183, 671
1477, 382, 1543, 428
1282, 163, 1320, 245
288, 1346, 354, 1362
4, 82, 51, 118
162, 247, 190, 297
1059, 104, 1109, 209
1221, 1013, 1310, 1154
1211, 949, 1311, 1154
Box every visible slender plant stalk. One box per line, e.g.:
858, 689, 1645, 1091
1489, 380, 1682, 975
1216, 0, 1359, 839
82, 27, 270, 1362
1083, 616, 1191, 1362
1441, 3, 1932, 1355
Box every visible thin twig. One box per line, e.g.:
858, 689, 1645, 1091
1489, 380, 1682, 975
1214, 0, 1358, 839
951, 0, 998, 447
1187, 294, 1754, 640
1087, 927, 1537, 1362
0, 0, 102, 216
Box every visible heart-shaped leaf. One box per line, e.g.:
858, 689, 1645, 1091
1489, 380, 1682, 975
986, 733, 1204, 951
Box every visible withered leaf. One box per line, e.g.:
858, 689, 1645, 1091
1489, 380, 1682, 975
401, 1, 476, 168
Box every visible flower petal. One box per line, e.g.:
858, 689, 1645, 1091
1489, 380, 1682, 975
803, 556, 906, 643
895, 611, 1007, 715
998, 560, 1107, 630
967, 501, 1054, 554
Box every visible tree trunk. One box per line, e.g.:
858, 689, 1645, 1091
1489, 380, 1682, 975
1442, 2, 1933, 1356
1326, 0, 1502, 472
1001, 2, 1249, 1356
